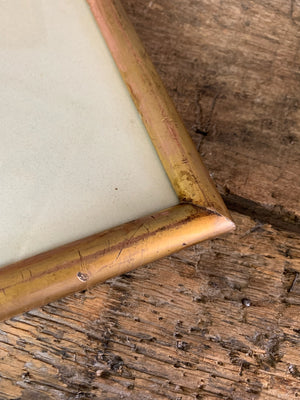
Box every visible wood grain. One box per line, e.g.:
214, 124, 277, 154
0, 211, 299, 399
121, 0, 300, 227
1, 1, 299, 398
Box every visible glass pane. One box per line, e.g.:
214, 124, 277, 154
0, 0, 178, 267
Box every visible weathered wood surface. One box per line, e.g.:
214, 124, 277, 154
122, 0, 300, 228
0, 212, 299, 399
1, 0, 300, 399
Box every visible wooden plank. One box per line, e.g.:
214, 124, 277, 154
1, 2, 299, 399
121, 0, 300, 226
0, 211, 299, 399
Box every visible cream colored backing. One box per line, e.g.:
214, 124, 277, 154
0, 0, 178, 267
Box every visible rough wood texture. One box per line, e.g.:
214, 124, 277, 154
122, 0, 300, 228
1, 0, 299, 399
0, 212, 299, 399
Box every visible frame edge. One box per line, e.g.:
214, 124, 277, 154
0, 1, 235, 321
87, 0, 233, 220
0, 204, 233, 321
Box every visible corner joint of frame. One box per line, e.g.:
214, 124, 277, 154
180, 200, 236, 235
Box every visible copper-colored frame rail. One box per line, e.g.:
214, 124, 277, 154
0, 0, 235, 321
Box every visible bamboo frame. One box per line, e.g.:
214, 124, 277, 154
0, 0, 235, 321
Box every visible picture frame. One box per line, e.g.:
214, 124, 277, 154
0, 0, 235, 321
